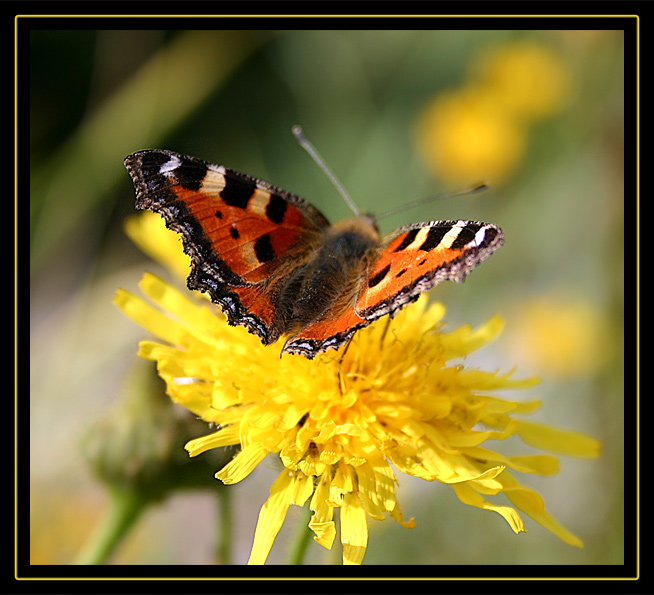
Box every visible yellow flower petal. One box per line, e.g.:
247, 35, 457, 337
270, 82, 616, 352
113, 287, 187, 346
248, 470, 295, 565
464, 446, 560, 476
185, 425, 240, 457
308, 521, 337, 550
439, 314, 504, 358
214, 443, 269, 485
472, 41, 572, 122
524, 508, 584, 548
355, 463, 385, 520
124, 212, 191, 280
309, 471, 336, 549
452, 482, 526, 535
340, 491, 368, 565
290, 472, 314, 507
514, 420, 602, 459
499, 471, 583, 547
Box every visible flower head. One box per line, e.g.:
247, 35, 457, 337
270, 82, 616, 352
115, 226, 600, 564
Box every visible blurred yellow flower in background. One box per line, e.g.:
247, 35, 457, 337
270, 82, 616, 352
415, 87, 526, 184
508, 294, 613, 380
415, 40, 572, 185
471, 40, 572, 123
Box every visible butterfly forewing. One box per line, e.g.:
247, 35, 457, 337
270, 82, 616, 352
125, 150, 328, 286
125, 150, 333, 344
356, 220, 504, 320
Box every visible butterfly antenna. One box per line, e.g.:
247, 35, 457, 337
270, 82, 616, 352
376, 182, 489, 220
292, 125, 361, 216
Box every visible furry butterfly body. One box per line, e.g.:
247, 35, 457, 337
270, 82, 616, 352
125, 149, 503, 358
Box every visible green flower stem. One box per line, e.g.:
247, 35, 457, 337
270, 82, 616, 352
287, 505, 314, 565
215, 486, 233, 565
75, 486, 148, 565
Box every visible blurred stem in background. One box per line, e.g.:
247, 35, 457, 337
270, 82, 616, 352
77, 357, 233, 564
216, 483, 233, 566
287, 505, 314, 565
74, 485, 148, 565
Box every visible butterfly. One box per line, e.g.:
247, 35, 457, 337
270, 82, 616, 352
124, 149, 503, 359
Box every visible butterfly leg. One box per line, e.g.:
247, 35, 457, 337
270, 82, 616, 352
379, 316, 392, 347
338, 335, 354, 362
334, 335, 355, 394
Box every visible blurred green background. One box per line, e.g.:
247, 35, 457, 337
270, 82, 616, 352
29, 28, 625, 567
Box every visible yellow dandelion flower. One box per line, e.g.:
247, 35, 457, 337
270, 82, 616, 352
415, 86, 526, 185
114, 272, 600, 565
508, 295, 612, 379
415, 40, 572, 186
471, 40, 572, 123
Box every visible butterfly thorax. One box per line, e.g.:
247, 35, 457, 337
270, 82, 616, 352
274, 215, 381, 333
325, 214, 380, 247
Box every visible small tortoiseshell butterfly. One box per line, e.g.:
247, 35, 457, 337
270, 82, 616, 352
125, 148, 503, 358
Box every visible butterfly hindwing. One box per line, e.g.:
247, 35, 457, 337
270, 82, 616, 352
282, 307, 368, 357
356, 220, 504, 321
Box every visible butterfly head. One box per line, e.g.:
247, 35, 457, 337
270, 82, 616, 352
330, 213, 380, 245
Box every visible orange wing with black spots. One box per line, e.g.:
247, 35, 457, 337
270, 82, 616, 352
282, 220, 503, 357
357, 220, 504, 319
125, 149, 504, 358
125, 150, 329, 344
